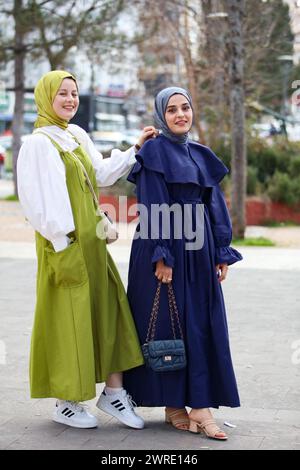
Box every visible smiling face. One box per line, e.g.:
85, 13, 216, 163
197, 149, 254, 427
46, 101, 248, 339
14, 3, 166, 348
52, 78, 79, 121
164, 94, 193, 135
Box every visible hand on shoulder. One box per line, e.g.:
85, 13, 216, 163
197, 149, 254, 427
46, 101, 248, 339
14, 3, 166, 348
135, 126, 159, 150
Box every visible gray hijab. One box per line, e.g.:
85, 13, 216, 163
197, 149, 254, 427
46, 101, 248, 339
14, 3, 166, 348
153, 86, 193, 144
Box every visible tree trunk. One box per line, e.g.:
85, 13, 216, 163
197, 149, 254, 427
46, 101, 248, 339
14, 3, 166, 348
227, 0, 246, 239
12, 0, 25, 198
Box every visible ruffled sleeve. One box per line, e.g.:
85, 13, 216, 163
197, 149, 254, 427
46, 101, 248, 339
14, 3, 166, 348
135, 167, 174, 269
207, 185, 243, 266
151, 245, 175, 268
215, 246, 243, 265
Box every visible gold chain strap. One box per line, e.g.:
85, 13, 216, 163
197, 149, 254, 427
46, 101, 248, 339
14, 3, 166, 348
145, 281, 162, 343
145, 281, 184, 343
167, 283, 184, 340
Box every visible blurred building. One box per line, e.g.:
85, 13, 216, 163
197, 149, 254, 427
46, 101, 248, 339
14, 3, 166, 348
71, 91, 142, 134
0, 90, 36, 134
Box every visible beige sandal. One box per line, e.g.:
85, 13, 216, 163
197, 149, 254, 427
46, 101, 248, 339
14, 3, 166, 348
189, 416, 228, 440
165, 408, 190, 431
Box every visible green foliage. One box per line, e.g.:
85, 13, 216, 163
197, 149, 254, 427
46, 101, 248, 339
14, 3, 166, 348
210, 140, 231, 169
247, 141, 279, 183
288, 156, 300, 175
262, 220, 300, 227
4, 194, 18, 201
232, 237, 275, 247
247, 165, 258, 195
267, 171, 300, 206
212, 136, 300, 206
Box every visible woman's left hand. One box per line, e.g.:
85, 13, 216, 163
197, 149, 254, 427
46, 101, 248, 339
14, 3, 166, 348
216, 263, 228, 282
155, 259, 173, 284
136, 126, 158, 148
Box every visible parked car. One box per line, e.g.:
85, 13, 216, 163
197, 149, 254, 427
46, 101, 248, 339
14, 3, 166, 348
91, 129, 149, 152
91, 131, 126, 153
121, 129, 141, 146
0, 136, 13, 150
0, 134, 30, 151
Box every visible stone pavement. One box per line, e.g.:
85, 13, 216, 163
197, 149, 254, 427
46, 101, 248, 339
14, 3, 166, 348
0, 193, 300, 450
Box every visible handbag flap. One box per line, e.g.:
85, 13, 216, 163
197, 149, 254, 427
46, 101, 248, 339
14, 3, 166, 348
148, 339, 185, 357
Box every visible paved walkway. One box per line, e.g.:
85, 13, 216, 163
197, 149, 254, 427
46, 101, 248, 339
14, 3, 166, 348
0, 191, 300, 450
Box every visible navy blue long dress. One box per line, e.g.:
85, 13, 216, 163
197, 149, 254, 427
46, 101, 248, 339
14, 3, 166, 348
123, 134, 242, 409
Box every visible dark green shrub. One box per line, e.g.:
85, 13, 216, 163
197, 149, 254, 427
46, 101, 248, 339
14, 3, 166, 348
211, 141, 231, 169
289, 156, 300, 175
267, 171, 300, 206
248, 143, 279, 183
247, 166, 258, 195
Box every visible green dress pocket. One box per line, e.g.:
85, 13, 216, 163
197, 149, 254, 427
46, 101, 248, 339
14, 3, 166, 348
45, 240, 88, 288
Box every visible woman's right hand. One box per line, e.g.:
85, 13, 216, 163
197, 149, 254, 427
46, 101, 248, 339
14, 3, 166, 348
136, 126, 159, 148
155, 259, 173, 284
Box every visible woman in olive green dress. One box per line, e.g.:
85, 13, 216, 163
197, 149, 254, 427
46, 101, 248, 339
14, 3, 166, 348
17, 70, 156, 429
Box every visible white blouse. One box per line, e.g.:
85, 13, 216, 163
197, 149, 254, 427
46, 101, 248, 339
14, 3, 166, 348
17, 124, 136, 251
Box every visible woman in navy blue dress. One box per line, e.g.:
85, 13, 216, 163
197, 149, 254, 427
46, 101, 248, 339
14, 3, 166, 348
123, 87, 242, 440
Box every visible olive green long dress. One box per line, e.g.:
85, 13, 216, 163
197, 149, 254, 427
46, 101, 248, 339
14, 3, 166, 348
30, 134, 143, 401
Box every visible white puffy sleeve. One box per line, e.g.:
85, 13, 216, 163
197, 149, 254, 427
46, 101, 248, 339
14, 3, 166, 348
17, 134, 75, 251
68, 124, 136, 187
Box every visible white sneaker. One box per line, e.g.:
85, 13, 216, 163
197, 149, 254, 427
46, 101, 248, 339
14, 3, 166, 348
96, 389, 144, 429
53, 400, 98, 429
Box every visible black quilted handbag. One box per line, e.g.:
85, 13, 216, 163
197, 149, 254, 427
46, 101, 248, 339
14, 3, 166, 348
142, 281, 186, 372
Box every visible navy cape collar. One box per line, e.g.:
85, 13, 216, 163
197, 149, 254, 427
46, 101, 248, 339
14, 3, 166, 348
128, 134, 228, 187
